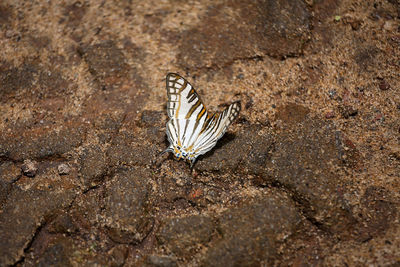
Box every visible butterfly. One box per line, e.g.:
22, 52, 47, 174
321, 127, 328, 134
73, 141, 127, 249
161, 73, 240, 167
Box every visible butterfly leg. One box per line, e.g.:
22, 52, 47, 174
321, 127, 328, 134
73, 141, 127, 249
190, 158, 197, 169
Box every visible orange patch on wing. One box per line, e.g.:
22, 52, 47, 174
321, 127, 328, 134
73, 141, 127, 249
197, 107, 206, 121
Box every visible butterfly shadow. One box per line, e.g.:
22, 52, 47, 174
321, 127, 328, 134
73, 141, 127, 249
195, 132, 237, 162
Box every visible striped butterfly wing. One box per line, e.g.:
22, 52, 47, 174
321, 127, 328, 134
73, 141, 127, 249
166, 73, 207, 120
192, 101, 241, 155
165, 73, 209, 149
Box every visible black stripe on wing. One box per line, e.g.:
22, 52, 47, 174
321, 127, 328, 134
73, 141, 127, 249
194, 101, 240, 154
166, 73, 208, 120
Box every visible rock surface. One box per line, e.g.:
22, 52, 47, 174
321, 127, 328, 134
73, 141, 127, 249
0, 0, 399, 266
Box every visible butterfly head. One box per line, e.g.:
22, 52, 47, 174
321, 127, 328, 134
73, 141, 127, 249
173, 145, 196, 162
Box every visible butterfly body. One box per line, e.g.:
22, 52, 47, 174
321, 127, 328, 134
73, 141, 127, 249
162, 73, 240, 167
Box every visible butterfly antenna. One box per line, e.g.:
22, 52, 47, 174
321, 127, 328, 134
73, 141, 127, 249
159, 147, 173, 157
153, 147, 173, 168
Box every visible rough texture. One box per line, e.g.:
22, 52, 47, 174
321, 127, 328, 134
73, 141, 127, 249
79, 145, 108, 189
0, 122, 86, 161
201, 193, 302, 266
0, 0, 399, 266
157, 215, 215, 258
103, 168, 154, 244
269, 103, 360, 236
0, 169, 78, 265
177, 0, 311, 69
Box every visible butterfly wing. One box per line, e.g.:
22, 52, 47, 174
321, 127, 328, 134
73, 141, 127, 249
166, 73, 209, 148
166, 73, 207, 120
192, 101, 240, 156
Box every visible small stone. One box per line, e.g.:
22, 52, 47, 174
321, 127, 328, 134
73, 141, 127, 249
340, 106, 358, 119
21, 159, 38, 177
5, 30, 15, 38
374, 112, 384, 122
383, 20, 397, 31
236, 73, 244, 79
58, 163, 70, 175
328, 89, 337, 99
175, 178, 185, 187
325, 111, 335, 119
349, 20, 361, 30
378, 79, 390, 91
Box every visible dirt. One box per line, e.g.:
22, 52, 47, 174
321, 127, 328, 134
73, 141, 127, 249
0, 0, 399, 266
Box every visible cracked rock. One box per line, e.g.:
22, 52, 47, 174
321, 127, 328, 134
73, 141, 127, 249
103, 167, 154, 244
157, 214, 215, 258
177, 0, 311, 69
201, 192, 302, 266
0, 177, 77, 265
269, 103, 362, 236
0, 122, 86, 161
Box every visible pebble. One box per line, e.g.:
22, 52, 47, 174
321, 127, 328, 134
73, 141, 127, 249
340, 106, 358, 119
21, 159, 38, 177
58, 163, 71, 175
378, 80, 390, 91
325, 111, 335, 119
328, 89, 337, 99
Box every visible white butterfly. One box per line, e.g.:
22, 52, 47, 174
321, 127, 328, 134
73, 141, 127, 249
161, 73, 240, 167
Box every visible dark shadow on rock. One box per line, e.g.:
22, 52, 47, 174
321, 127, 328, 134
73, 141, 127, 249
195, 132, 238, 163
177, 0, 311, 70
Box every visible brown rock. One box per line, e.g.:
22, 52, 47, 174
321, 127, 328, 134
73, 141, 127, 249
79, 145, 108, 188
267, 104, 361, 236
275, 102, 310, 124
35, 237, 74, 267
0, 60, 73, 103
201, 193, 301, 266
354, 46, 380, 72
195, 124, 275, 174
144, 255, 178, 267
79, 41, 130, 90
0, 62, 36, 101
0, 161, 20, 204
0, 4, 13, 25
378, 79, 390, 90
0, 122, 86, 161
62, 1, 88, 28
57, 163, 71, 175
0, 181, 76, 265
325, 111, 335, 119
21, 159, 38, 177
48, 211, 78, 235
356, 186, 398, 241
157, 215, 214, 258
103, 168, 154, 244
107, 130, 159, 167
177, 0, 311, 69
